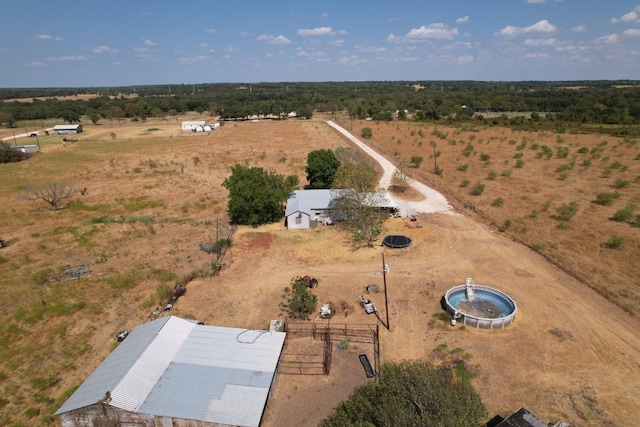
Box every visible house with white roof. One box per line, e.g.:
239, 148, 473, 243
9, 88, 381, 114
284, 189, 398, 230
55, 316, 286, 427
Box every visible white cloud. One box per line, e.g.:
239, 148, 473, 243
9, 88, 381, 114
134, 47, 149, 52
388, 23, 459, 43
623, 28, 640, 37
498, 19, 556, 37
205, 28, 216, 34
179, 55, 209, 64
523, 38, 557, 46
525, 53, 549, 58
48, 55, 88, 61
571, 25, 586, 33
456, 16, 469, 24
338, 55, 366, 65
297, 27, 335, 36
143, 39, 156, 46
93, 45, 118, 54
327, 39, 345, 47
355, 45, 386, 53
527, 0, 546, 4
456, 54, 474, 64
611, 6, 640, 24
28, 61, 46, 67
595, 33, 619, 44
256, 34, 292, 44
36, 34, 63, 41
200, 43, 208, 48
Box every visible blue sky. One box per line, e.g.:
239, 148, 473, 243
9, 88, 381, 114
1, 1, 639, 87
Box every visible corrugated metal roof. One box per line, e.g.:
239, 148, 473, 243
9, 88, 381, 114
55, 317, 286, 427
285, 189, 398, 217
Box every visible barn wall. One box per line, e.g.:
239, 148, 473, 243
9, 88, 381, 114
59, 405, 237, 427
60, 404, 155, 426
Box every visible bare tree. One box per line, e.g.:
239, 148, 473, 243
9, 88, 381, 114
20, 182, 77, 210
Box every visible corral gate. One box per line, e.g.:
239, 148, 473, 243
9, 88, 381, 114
280, 320, 380, 378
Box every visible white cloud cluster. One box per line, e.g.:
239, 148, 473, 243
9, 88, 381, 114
256, 34, 292, 44
48, 55, 88, 61
498, 19, 556, 37
611, 6, 640, 24
297, 27, 334, 36
456, 16, 469, 24
93, 45, 118, 54
387, 23, 459, 43
35, 34, 63, 41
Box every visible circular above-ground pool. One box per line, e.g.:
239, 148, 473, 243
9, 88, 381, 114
382, 235, 412, 248
444, 279, 517, 329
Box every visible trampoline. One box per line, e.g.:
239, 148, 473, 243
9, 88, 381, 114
382, 235, 412, 248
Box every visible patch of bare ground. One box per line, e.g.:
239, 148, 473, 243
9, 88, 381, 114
1, 119, 639, 426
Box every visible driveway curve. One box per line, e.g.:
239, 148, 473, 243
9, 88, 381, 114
326, 120, 453, 215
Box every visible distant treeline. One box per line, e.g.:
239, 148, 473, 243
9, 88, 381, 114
1, 81, 639, 131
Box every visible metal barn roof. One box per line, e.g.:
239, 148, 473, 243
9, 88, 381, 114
55, 316, 286, 427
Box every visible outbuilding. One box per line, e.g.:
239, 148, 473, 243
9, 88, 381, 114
181, 120, 207, 131
53, 124, 83, 134
54, 316, 286, 427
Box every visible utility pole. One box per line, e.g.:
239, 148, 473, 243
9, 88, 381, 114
381, 253, 390, 330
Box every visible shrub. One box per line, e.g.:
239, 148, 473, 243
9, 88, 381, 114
593, 192, 621, 206
280, 277, 317, 320
577, 146, 589, 154
469, 182, 485, 196
491, 197, 504, 207
457, 163, 468, 171
515, 159, 525, 168
459, 179, 470, 188
613, 179, 630, 189
499, 219, 512, 232
501, 169, 512, 177
605, 235, 626, 250
480, 153, 490, 161
361, 127, 373, 139
611, 204, 637, 222
555, 201, 579, 221
410, 155, 424, 168
486, 171, 497, 180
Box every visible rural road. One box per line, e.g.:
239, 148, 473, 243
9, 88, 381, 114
326, 120, 453, 215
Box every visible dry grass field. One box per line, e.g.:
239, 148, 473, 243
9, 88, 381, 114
1, 117, 639, 426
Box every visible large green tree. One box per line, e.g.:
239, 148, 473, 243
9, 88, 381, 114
323, 360, 487, 427
305, 149, 340, 189
222, 164, 298, 227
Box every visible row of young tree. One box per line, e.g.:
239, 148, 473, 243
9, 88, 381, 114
2, 80, 640, 127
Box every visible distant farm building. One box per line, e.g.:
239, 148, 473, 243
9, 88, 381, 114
53, 124, 83, 134
285, 189, 398, 230
181, 121, 208, 132
54, 316, 286, 427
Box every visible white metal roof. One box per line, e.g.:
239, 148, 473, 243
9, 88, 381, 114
55, 316, 286, 427
285, 189, 398, 217
53, 124, 82, 130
